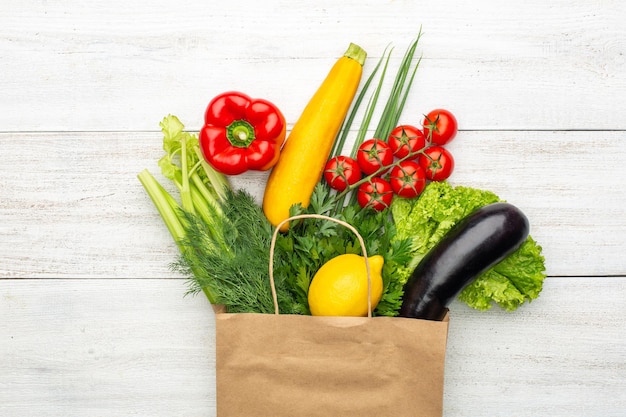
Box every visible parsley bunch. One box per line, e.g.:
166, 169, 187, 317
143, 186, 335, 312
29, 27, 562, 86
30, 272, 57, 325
272, 184, 413, 316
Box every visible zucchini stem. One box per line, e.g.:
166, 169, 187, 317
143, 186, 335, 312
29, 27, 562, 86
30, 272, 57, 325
344, 43, 367, 66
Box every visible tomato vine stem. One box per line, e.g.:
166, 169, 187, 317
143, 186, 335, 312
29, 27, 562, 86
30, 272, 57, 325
332, 146, 428, 204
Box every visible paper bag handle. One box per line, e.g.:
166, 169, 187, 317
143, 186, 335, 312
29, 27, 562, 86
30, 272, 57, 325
269, 214, 374, 317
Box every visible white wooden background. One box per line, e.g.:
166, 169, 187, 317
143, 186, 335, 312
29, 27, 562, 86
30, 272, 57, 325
1, 1, 625, 416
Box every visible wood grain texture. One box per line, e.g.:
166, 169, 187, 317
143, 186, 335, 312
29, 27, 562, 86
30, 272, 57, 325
1, 278, 625, 417
1, 0, 625, 415
1, 0, 625, 131
1, 130, 624, 278
0, 280, 216, 417
444, 277, 626, 416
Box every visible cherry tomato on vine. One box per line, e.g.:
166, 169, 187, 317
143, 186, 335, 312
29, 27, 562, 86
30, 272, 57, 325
418, 145, 455, 181
423, 109, 458, 146
323, 156, 362, 192
357, 177, 394, 211
387, 125, 427, 159
356, 139, 394, 175
389, 160, 427, 198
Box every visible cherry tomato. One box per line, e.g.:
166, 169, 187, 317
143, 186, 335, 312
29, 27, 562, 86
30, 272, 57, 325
357, 177, 394, 211
418, 145, 455, 181
356, 139, 394, 175
389, 160, 426, 198
387, 125, 426, 159
323, 156, 362, 192
423, 109, 458, 146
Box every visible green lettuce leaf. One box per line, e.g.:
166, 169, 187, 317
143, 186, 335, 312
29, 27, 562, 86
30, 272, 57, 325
391, 181, 546, 312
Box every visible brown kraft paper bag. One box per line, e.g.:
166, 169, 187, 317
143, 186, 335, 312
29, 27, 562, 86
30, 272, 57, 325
214, 214, 450, 417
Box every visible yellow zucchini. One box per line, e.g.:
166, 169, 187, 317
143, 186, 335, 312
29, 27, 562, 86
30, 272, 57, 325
263, 43, 366, 230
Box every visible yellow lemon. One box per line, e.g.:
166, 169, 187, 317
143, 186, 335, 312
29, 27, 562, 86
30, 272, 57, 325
308, 254, 384, 316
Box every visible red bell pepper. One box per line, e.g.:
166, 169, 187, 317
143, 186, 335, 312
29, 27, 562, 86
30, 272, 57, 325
199, 91, 286, 175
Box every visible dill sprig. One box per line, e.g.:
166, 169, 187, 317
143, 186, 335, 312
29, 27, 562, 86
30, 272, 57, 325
139, 116, 304, 314
173, 189, 306, 314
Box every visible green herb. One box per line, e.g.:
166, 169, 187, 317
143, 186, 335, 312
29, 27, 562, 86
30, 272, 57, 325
138, 115, 304, 313
272, 184, 412, 316
390, 181, 547, 311
372, 29, 423, 142
340, 202, 414, 316
330, 46, 388, 159
138, 115, 230, 303
354, 47, 393, 154
174, 189, 305, 314
158, 114, 229, 216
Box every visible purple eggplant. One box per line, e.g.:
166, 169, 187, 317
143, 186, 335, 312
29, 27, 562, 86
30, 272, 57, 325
399, 202, 530, 320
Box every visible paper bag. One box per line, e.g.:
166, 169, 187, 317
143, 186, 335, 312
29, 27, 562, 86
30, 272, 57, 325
216, 311, 449, 417
214, 214, 450, 416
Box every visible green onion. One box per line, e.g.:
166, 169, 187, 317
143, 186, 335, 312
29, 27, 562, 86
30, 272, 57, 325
350, 46, 394, 158
344, 30, 425, 208
330, 47, 388, 158
373, 28, 423, 141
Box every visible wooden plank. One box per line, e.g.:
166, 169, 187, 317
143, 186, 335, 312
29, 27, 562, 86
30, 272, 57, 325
444, 276, 626, 416
1, 1, 624, 416
0, 279, 216, 417
1, 0, 625, 131
1, 130, 624, 278
1, 277, 624, 416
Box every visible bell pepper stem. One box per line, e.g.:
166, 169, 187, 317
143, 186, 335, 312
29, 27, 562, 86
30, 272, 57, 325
226, 120, 256, 148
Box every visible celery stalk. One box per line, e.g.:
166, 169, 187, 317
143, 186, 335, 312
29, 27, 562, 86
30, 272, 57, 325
139, 115, 233, 304
138, 169, 218, 304
137, 169, 186, 243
